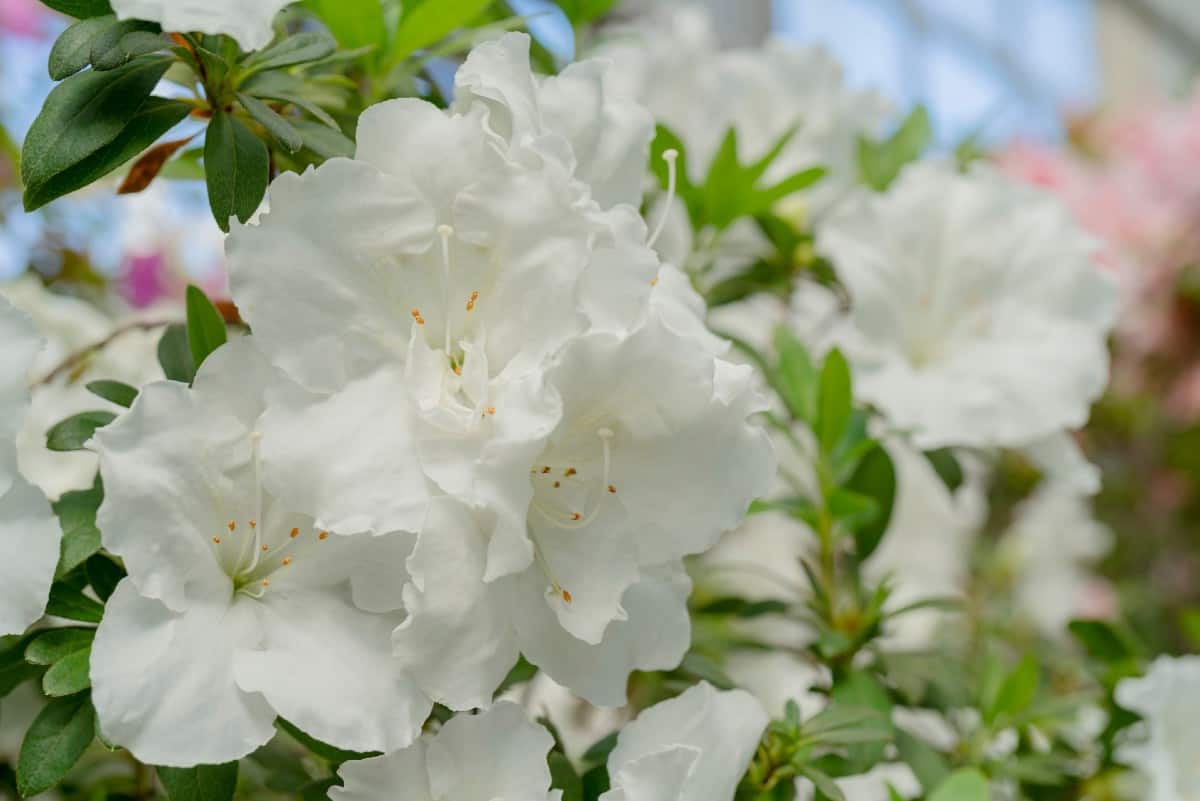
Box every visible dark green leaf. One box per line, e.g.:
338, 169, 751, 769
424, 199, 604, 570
185, 285, 227, 370
242, 31, 336, 71
46, 411, 115, 452
237, 93, 302, 152
25, 628, 94, 667
581, 732, 618, 766
923, 448, 963, 493
493, 656, 537, 698
89, 20, 158, 70
44, 584, 104, 623
549, 752, 583, 801
694, 596, 791, 618
391, 0, 492, 61
292, 118, 354, 159
276, 718, 380, 764
24, 96, 191, 211
22, 54, 173, 209
53, 476, 103, 577
157, 323, 196, 383
48, 15, 115, 80
16, 692, 95, 797
555, 0, 617, 25
157, 762, 239, 801
85, 380, 137, 408
42, 646, 91, 697
38, 0, 112, 18
816, 350, 852, 455
85, 555, 125, 602
204, 110, 269, 231
0, 635, 41, 698
1069, 619, 1142, 663
844, 445, 896, 560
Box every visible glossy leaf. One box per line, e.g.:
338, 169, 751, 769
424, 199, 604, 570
46, 411, 116, 452
185, 285, 228, 370
204, 110, 269, 231
16, 692, 95, 797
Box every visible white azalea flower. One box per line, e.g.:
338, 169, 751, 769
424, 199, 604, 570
110, 0, 294, 51
601, 681, 768, 801
231, 80, 659, 576
394, 312, 773, 707
1115, 656, 1200, 801
0, 297, 60, 636
90, 339, 430, 767
332, 702, 557, 801
453, 32, 655, 210
815, 162, 1118, 450
998, 488, 1112, 637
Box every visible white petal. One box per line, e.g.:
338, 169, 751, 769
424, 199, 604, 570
599, 747, 699, 801
191, 337, 286, 430
392, 499, 520, 710
227, 159, 436, 393
94, 381, 242, 611
606, 682, 768, 801
233, 587, 430, 754
425, 702, 555, 801
91, 581, 275, 767
259, 368, 433, 536
110, 0, 294, 50
508, 564, 692, 707
0, 477, 60, 635
332, 746, 433, 801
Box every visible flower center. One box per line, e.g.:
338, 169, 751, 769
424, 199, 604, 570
530, 426, 616, 531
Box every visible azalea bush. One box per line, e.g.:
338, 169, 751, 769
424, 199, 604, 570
0, 2, 1195, 801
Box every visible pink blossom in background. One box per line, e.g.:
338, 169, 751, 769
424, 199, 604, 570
120, 253, 172, 309
0, 0, 46, 36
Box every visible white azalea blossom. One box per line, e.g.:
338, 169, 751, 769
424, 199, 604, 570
0, 297, 60, 636
89, 340, 430, 766
1115, 656, 1200, 801
332, 702, 557, 801
601, 681, 768, 801
110, 0, 294, 51
815, 162, 1118, 450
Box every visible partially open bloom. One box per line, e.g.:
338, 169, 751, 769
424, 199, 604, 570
333, 702, 557, 801
1115, 656, 1200, 801
0, 296, 59, 636
601, 682, 768, 801
815, 162, 1118, 450
110, 0, 294, 51
89, 340, 430, 766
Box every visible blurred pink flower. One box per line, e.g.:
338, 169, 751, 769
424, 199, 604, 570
0, 0, 47, 36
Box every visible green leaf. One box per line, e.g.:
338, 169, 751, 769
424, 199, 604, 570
16, 692, 96, 797
42, 647, 91, 697
581, 732, 618, 766
46, 411, 116, 452
237, 93, 303, 152
303, 0, 387, 49
555, 0, 617, 25
549, 752, 583, 801
894, 728, 949, 792
799, 767, 844, 801
89, 20, 159, 70
48, 15, 115, 80
44, 584, 104, 623
1069, 619, 1142, 663
857, 106, 932, 192
22, 54, 174, 209
774, 327, 818, 423
694, 596, 791, 618
53, 476, 103, 576
844, 445, 896, 560
25, 628, 94, 666
85, 379, 137, 408
292, 118, 355, 159
204, 110, 269, 231
816, 350, 852, 455
753, 166, 826, 212
928, 769, 989, 801
38, 0, 112, 18
826, 488, 878, 534
391, 0, 492, 61
157, 323, 196, 383
157, 762, 239, 801
493, 656, 537, 697
831, 670, 893, 771
85, 554, 125, 602
0, 635, 41, 698
923, 448, 963, 493
986, 655, 1038, 724
242, 31, 336, 72
23, 96, 191, 211
276, 718, 380, 764
185, 285, 228, 370
677, 652, 736, 690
